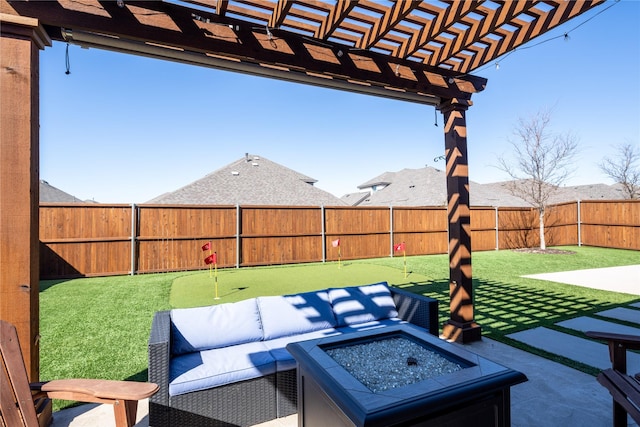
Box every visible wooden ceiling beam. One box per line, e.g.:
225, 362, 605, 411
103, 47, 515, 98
314, 0, 356, 40
215, 0, 228, 16
268, 0, 293, 29
1, 0, 604, 89
399, 1, 483, 62
1, 0, 486, 104
436, 0, 605, 72
356, 0, 417, 50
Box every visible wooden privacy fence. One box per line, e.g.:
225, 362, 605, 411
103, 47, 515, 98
39, 200, 640, 279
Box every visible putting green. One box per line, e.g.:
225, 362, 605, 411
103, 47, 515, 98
170, 262, 430, 308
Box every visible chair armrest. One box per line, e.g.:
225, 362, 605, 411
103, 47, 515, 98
41, 379, 158, 402
597, 368, 640, 425
586, 331, 640, 348
586, 331, 640, 373
29, 381, 48, 400
148, 310, 171, 405
390, 287, 439, 336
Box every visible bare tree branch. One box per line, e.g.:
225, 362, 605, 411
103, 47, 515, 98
495, 108, 578, 249
599, 141, 640, 199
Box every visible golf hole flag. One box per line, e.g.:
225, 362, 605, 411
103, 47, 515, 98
394, 242, 407, 278
201, 244, 220, 300
332, 238, 341, 269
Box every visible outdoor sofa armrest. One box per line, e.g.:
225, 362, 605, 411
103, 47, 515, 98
390, 287, 439, 336
585, 331, 640, 373
148, 310, 171, 406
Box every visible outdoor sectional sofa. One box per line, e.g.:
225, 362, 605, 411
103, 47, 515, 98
148, 282, 439, 427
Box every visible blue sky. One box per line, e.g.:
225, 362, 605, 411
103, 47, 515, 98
39, 0, 639, 203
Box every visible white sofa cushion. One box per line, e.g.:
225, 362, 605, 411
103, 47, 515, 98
169, 341, 276, 396
328, 282, 399, 326
263, 328, 341, 371
257, 290, 337, 340
170, 298, 263, 355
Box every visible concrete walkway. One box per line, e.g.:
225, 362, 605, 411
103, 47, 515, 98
509, 264, 640, 374
51, 265, 640, 427
523, 264, 640, 295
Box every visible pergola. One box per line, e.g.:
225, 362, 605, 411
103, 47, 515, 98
0, 0, 605, 382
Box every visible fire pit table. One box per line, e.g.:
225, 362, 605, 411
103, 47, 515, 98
286, 325, 527, 427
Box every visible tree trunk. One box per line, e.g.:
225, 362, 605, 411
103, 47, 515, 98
539, 209, 546, 250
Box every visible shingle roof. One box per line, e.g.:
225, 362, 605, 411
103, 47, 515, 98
349, 168, 626, 207
480, 181, 626, 206
553, 183, 626, 202
340, 192, 370, 206
39, 180, 84, 203
147, 154, 347, 206
352, 167, 529, 207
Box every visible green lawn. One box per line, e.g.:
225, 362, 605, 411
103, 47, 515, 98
170, 263, 430, 307
39, 246, 639, 410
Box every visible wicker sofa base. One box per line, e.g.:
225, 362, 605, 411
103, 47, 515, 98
150, 374, 278, 427
276, 369, 297, 418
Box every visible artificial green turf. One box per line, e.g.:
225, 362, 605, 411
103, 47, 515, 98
39, 274, 175, 384
38, 246, 639, 410
170, 262, 430, 308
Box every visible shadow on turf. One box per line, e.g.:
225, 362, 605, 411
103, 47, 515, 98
396, 278, 629, 338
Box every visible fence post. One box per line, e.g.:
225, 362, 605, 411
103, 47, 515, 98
495, 206, 499, 250
321, 205, 326, 263
236, 204, 241, 268
389, 206, 394, 257
130, 203, 137, 275
577, 200, 582, 247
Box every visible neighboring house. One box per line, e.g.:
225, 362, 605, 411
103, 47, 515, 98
39, 180, 86, 203
551, 183, 626, 203
343, 167, 625, 207
147, 154, 347, 206
344, 167, 529, 207
479, 181, 626, 206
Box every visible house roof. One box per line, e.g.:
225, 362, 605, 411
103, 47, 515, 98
480, 181, 626, 206
147, 154, 347, 206
352, 167, 529, 207
340, 192, 370, 206
348, 168, 626, 207
553, 183, 626, 202
39, 180, 85, 203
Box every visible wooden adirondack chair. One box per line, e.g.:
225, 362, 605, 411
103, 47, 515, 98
585, 331, 640, 427
1, 320, 158, 427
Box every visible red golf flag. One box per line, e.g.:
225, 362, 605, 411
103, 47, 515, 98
204, 252, 217, 265
202, 242, 211, 251
332, 238, 340, 248
394, 242, 406, 252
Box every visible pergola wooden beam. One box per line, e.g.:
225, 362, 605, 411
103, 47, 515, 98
0, 14, 50, 383
439, 98, 481, 343
2, 0, 485, 105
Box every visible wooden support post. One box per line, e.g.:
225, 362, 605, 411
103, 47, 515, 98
439, 98, 482, 343
0, 14, 50, 381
